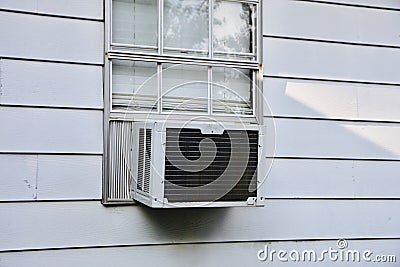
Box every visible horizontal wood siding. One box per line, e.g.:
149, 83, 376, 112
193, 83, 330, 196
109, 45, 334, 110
264, 0, 400, 46
0, 155, 102, 201
0, 154, 37, 200
36, 155, 102, 200
0, 239, 399, 267
303, 0, 400, 10
0, 11, 103, 64
263, 159, 400, 198
263, 37, 400, 84
266, 118, 400, 160
0, 59, 103, 108
0, 0, 103, 19
0, 200, 399, 251
263, 77, 400, 122
0, 107, 103, 153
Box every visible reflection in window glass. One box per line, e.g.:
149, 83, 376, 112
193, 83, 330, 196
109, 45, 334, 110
212, 67, 252, 115
164, 0, 209, 55
112, 60, 158, 111
162, 64, 208, 113
112, 0, 158, 47
213, 1, 253, 55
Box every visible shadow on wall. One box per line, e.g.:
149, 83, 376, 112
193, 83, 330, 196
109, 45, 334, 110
138, 204, 230, 241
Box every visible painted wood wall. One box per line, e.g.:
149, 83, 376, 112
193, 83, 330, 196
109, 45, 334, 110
0, 0, 399, 266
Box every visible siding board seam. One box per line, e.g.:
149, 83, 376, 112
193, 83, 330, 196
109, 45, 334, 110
0, 104, 104, 111
264, 75, 400, 87
0, 199, 102, 204
264, 115, 400, 125
0, 152, 103, 156
268, 156, 400, 162
1, 237, 400, 254
0, 56, 104, 67
263, 35, 400, 50
0, 8, 104, 22
295, 0, 400, 12
2, 197, 400, 204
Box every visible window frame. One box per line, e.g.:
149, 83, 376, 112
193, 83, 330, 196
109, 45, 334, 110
103, 0, 263, 204
106, 0, 262, 120
109, 0, 260, 62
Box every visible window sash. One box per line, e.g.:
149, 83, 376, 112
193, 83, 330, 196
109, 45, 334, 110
110, 59, 256, 116
110, 0, 259, 63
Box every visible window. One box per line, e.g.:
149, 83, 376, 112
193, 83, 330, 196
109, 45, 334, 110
104, 0, 261, 204
108, 0, 260, 117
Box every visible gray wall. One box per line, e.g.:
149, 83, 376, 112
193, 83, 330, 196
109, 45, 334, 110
0, 0, 399, 266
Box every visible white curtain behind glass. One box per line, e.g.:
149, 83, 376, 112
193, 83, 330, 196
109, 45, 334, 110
162, 64, 208, 113
212, 67, 252, 114
112, 60, 158, 111
112, 0, 158, 47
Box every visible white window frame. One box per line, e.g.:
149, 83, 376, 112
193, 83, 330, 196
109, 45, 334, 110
103, 0, 263, 204
105, 0, 262, 121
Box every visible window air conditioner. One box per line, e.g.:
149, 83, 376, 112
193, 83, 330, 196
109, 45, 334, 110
132, 121, 264, 208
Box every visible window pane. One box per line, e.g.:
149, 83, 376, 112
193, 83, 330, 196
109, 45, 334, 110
213, 1, 253, 55
164, 0, 209, 55
112, 60, 158, 111
112, 0, 157, 47
162, 64, 208, 113
212, 67, 252, 115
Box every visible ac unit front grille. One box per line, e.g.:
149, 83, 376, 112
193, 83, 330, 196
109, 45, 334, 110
164, 128, 258, 202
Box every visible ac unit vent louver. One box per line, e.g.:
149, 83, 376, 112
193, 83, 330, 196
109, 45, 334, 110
106, 121, 135, 203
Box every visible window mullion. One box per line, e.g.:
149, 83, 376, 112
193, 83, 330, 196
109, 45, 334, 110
158, 63, 162, 114
158, 0, 163, 55
209, 0, 213, 59
208, 66, 212, 115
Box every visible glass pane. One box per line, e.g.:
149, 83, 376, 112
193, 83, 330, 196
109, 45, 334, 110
212, 67, 252, 115
213, 1, 253, 55
112, 0, 157, 47
112, 60, 158, 111
164, 0, 209, 55
162, 64, 208, 113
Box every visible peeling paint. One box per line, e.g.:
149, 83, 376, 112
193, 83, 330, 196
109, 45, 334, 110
23, 179, 32, 189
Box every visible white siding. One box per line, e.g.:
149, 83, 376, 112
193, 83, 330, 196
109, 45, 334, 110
0, 239, 398, 267
263, 37, 400, 84
37, 155, 102, 200
0, 107, 103, 153
0, 155, 102, 201
0, 11, 103, 64
264, 0, 400, 46
264, 159, 400, 198
0, 155, 37, 200
0, 59, 103, 108
269, 118, 400, 160
263, 78, 400, 122
0, 0, 103, 19
305, 0, 400, 9
0, 200, 399, 251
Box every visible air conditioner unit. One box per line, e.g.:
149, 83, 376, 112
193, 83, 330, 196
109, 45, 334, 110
131, 121, 265, 208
